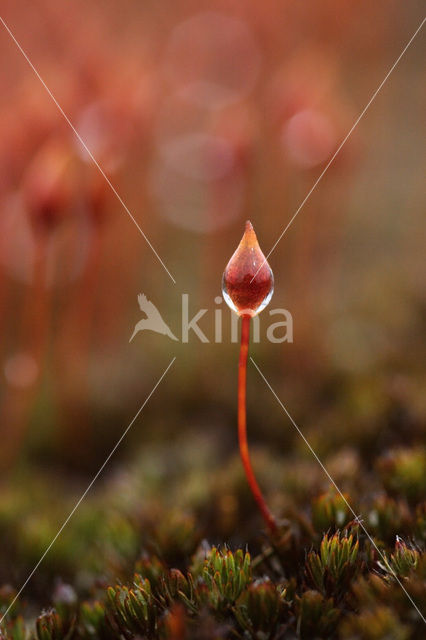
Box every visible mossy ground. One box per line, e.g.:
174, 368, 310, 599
0, 379, 425, 639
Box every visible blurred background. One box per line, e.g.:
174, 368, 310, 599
0, 0, 424, 610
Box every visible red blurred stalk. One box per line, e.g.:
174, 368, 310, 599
56, 222, 102, 462
238, 313, 278, 535
0, 235, 50, 468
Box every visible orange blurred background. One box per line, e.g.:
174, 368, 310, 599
0, 0, 424, 478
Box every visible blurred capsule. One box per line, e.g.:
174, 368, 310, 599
22, 139, 75, 234
85, 167, 110, 226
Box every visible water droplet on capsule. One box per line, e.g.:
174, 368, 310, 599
222, 221, 273, 316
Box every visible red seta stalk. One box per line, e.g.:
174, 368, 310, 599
238, 313, 278, 534
223, 221, 278, 535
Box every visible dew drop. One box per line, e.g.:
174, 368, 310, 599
222, 221, 273, 316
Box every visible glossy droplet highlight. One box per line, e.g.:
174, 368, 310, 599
222, 221, 273, 316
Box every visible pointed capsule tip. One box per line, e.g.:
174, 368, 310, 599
241, 219, 257, 248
